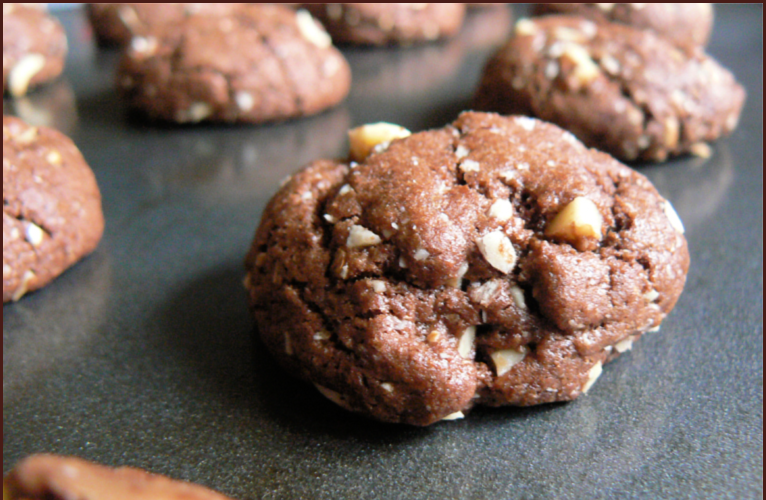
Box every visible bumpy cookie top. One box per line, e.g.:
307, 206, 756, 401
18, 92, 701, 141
532, 3, 714, 48
117, 4, 351, 124
246, 112, 689, 426
475, 16, 745, 162
3, 116, 104, 302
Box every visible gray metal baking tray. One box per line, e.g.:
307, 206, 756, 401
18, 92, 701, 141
3, 4, 762, 499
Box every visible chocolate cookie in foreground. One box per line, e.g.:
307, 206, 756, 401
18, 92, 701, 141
4, 454, 233, 500
304, 4, 465, 46
245, 112, 690, 426
3, 4, 68, 97
532, 3, 714, 48
3, 116, 104, 303
117, 5, 351, 124
87, 3, 241, 46
475, 16, 745, 162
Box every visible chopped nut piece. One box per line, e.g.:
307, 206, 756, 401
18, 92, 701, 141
457, 326, 475, 359
186, 102, 213, 123
491, 348, 526, 376
314, 384, 353, 410
690, 142, 712, 159
477, 231, 517, 273
130, 36, 158, 56
455, 145, 470, 159
12, 270, 36, 301
664, 117, 680, 148
9, 54, 46, 97
582, 361, 603, 393
643, 289, 660, 302
348, 123, 411, 162
459, 159, 480, 173
380, 382, 394, 392
369, 280, 386, 293
296, 9, 332, 48
662, 201, 685, 234
414, 248, 430, 261
235, 91, 255, 112
46, 150, 62, 165
561, 43, 600, 87
427, 330, 440, 343
346, 225, 382, 248
514, 18, 538, 36
545, 196, 603, 243
314, 330, 331, 341
446, 262, 469, 288
441, 411, 464, 421
323, 214, 337, 224
24, 222, 44, 247
14, 126, 38, 145
509, 285, 527, 309
614, 338, 633, 353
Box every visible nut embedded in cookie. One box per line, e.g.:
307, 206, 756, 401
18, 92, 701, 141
245, 112, 690, 425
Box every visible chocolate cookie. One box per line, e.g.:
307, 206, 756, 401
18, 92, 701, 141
303, 4, 466, 45
4, 454, 233, 500
475, 16, 745, 162
87, 3, 241, 46
3, 116, 104, 303
3, 4, 68, 97
532, 3, 714, 48
116, 5, 351, 124
245, 112, 690, 426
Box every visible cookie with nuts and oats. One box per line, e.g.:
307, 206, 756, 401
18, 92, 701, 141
475, 16, 745, 162
3, 4, 68, 97
3, 116, 104, 303
244, 111, 690, 426
532, 3, 714, 48
303, 4, 466, 46
4, 454, 234, 500
116, 5, 351, 124
86, 3, 241, 46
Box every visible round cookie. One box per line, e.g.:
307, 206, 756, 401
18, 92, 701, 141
245, 112, 690, 426
116, 5, 351, 124
532, 3, 714, 48
3, 116, 104, 303
303, 4, 466, 46
474, 16, 745, 162
4, 455, 233, 500
86, 3, 241, 46
3, 4, 68, 97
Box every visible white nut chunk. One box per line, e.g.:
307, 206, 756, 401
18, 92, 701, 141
545, 196, 603, 243
441, 411, 465, 421
296, 9, 332, 48
477, 231, 517, 274
346, 224, 382, 248
348, 123, 411, 162
662, 200, 685, 234
560, 43, 600, 87
457, 326, 476, 360
582, 361, 603, 393
314, 384, 354, 411
490, 348, 526, 377
9, 54, 46, 97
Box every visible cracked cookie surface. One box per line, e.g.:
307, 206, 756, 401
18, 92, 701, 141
475, 16, 745, 162
304, 3, 465, 46
3, 116, 104, 303
116, 4, 351, 124
4, 454, 233, 500
245, 112, 689, 426
3, 4, 67, 97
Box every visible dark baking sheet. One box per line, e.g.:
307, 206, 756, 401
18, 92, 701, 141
3, 4, 763, 499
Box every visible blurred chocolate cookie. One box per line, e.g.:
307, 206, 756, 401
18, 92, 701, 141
3, 116, 104, 302
475, 16, 745, 162
116, 5, 351, 124
532, 3, 714, 47
87, 3, 240, 46
3, 4, 67, 97
4, 454, 233, 500
245, 112, 690, 426
304, 3, 465, 45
